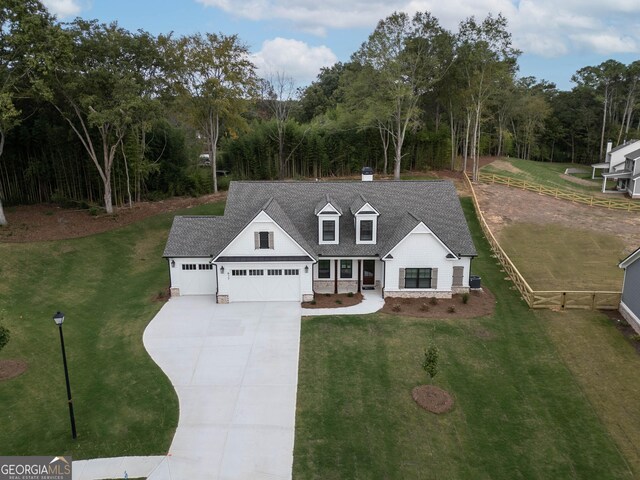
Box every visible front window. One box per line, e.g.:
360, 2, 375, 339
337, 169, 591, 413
318, 260, 331, 279
322, 220, 336, 241
259, 231, 270, 249
360, 220, 373, 241
405, 268, 432, 288
340, 260, 352, 279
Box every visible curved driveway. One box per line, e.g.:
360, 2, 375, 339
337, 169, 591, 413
143, 296, 301, 480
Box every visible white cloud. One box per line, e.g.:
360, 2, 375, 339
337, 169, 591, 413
197, 0, 640, 57
251, 37, 338, 86
41, 0, 83, 18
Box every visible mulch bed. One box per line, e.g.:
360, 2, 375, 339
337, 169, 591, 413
412, 385, 454, 414
302, 292, 363, 309
381, 289, 495, 318
0, 360, 28, 382
0, 192, 226, 243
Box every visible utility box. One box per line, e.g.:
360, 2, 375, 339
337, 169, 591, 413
469, 275, 481, 289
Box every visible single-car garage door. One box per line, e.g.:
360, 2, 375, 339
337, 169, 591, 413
178, 262, 217, 295
229, 267, 301, 302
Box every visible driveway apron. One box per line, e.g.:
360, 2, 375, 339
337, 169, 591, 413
143, 296, 301, 480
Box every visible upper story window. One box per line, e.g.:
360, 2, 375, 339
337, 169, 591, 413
316, 200, 341, 245
322, 220, 336, 242
255, 231, 274, 249
360, 220, 373, 241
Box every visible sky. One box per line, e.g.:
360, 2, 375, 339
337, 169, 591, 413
41, 0, 640, 91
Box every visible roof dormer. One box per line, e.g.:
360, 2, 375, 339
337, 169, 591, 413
316, 194, 341, 245
351, 195, 379, 245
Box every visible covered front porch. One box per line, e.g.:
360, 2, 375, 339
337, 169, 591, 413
312, 257, 384, 294
600, 170, 632, 193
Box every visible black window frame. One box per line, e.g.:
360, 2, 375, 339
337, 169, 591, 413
360, 219, 373, 241
340, 260, 352, 279
405, 268, 432, 288
258, 231, 270, 249
318, 260, 331, 279
322, 220, 336, 242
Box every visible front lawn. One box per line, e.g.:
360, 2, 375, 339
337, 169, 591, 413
0, 201, 224, 459
293, 198, 634, 479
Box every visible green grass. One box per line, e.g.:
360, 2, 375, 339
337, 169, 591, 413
482, 157, 603, 194
537, 309, 640, 474
0, 201, 225, 459
499, 223, 625, 291
292, 197, 634, 479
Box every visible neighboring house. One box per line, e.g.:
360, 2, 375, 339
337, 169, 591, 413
619, 247, 640, 334
163, 171, 477, 303
592, 139, 640, 197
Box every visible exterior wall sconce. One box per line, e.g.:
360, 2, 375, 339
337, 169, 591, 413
220, 266, 225, 274
171, 259, 176, 268
304, 265, 309, 273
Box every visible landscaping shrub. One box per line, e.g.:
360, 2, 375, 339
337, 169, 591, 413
392, 304, 401, 312
422, 346, 439, 381
419, 303, 430, 312
462, 293, 470, 304
429, 297, 438, 306
0, 325, 9, 352
447, 306, 456, 313
336, 300, 342, 305
347, 292, 354, 297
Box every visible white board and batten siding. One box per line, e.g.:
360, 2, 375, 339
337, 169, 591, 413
215, 211, 313, 302
169, 257, 217, 295
384, 223, 470, 297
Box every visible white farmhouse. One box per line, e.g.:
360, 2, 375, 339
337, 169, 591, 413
163, 171, 477, 303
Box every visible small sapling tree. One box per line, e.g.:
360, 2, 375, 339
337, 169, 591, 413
422, 345, 439, 382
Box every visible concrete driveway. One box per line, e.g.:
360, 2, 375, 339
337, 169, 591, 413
143, 296, 301, 480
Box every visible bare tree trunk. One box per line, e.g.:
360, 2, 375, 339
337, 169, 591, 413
449, 106, 456, 171
377, 121, 390, 175
463, 110, 471, 174
599, 86, 609, 160
0, 130, 6, 226
121, 141, 133, 208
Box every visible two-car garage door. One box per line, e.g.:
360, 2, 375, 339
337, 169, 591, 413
229, 267, 301, 302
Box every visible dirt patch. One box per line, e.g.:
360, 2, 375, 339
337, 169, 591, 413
474, 183, 640, 254
0, 359, 28, 382
381, 289, 495, 319
490, 159, 525, 175
302, 292, 363, 309
412, 384, 454, 413
560, 173, 601, 187
0, 193, 226, 243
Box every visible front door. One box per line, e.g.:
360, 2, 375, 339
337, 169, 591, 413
362, 260, 375, 289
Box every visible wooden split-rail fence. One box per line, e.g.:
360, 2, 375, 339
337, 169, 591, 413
465, 173, 622, 310
478, 172, 640, 212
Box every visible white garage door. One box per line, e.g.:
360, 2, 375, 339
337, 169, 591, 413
229, 267, 301, 302
179, 263, 217, 295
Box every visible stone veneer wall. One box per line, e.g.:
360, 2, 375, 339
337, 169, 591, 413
170, 287, 181, 297
302, 294, 314, 302
313, 280, 359, 294
384, 290, 452, 299
216, 295, 229, 304
451, 286, 470, 294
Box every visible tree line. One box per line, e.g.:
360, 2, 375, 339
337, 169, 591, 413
1, 1, 639, 225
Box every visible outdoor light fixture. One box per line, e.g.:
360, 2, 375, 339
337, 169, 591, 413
220, 266, 224, 274
171, 260, 176, 268
305, 266, 309, 273
52, 311, 77, 440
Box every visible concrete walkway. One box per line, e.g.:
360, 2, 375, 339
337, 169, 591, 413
302, 288, 385, 316
72, 456, 165, 480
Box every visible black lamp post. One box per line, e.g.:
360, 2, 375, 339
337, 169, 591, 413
53, 311, 77, 439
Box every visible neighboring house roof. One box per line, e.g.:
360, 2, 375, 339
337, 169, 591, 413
620, 247, 640, 269
610, 139, 640, 154
165, 180, 477, 259
625, 148, 640, 160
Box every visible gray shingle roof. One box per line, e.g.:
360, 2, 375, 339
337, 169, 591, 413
164, 180, 477, 259
625, 148, 640, 160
